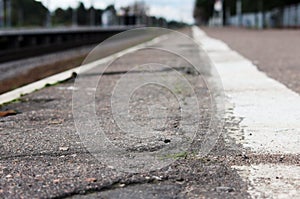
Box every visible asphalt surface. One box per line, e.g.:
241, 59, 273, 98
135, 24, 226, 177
203, 27, 300, 95
0, 28, 251, 198
3, 26, 300, 198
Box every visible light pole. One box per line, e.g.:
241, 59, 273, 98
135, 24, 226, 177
72, 0, 79, 26
236, 0, 242, 27
46, 0, 51, 27
0, 0, 4, 28
6, 0, 11, 28
90, 0, 95, 26
214, 0, 223, 26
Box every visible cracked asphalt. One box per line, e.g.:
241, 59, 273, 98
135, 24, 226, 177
0, 28, 250, 198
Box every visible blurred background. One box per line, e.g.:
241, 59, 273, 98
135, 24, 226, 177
0, 0, 193, 28
0, 0, 194, 94
1, 0, 300, 29
194, 0, 300, 28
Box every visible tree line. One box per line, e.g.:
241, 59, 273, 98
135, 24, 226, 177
4, 0, 103, 27
3, 0, 186, 28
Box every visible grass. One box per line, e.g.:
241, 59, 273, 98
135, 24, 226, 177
161, 151, 189, 160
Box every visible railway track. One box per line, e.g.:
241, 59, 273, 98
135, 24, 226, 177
0, 26, 138, 63
0, 27, 162, 94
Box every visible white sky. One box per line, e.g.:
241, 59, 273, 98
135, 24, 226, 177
35, 0, 195, 24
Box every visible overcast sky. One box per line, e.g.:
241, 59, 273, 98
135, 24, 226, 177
35, 0, 195, 24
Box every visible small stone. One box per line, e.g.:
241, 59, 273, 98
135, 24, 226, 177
59, 147, 69, 151
173, 122, 179, 128
176, 177, 184, 181
279, 155, 284, 162
49, 120, 62, 125
152, 176, 162, 181
176, 178, 184, 184
35, 175, 42, 181
118, 183, 126, 188
0, 189, 3, 193
145, 176, 151, 180
216, 186, 235, 192
53, 179, 60, 184
242, 152, 249, 160
85, 178, 97, 183
5, 174, 12, 178
164, 139, 171, 143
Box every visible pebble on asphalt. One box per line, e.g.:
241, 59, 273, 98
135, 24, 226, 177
85, 178, 97, 183
53, 179, 61, 184
59, 147, 69, 151
215, 186, 235, 192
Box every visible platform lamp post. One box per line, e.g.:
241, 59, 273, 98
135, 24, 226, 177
236, 0, 242, 27
214, 0, 223, 26
72, 0, 79, 27
46, 0, 52, 27
90, 0, 95, 26
0, 0, 4, 28
6, 0, 11, 28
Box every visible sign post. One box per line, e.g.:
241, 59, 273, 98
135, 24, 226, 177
6, 0, 11, 27
214, 0, 223, 26
46, 0, 52, 27
236, 0, 242, 26
0, 0, 4, 28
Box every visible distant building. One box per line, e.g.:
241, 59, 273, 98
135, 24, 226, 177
102, 2, 167, 27
102, 5, 117, 26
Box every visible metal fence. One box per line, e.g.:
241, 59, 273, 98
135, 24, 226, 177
228, 3, 300, 28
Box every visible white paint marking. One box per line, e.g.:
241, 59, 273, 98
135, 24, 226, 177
192, 26, 300, 198
192, 26, 300, 154
233, 164, 300, 199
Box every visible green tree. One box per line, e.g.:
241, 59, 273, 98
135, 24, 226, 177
53, 7, 72, 26
11, 0, 47, 27
193, 0, 214, 24
77, 2, 88, 26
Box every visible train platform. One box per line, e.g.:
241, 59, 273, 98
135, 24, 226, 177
0, 26, 299, 198
0, 27, 247, 198
199, 27, 300, 198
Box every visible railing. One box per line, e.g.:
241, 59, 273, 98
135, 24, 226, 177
228, 3, 300, 28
